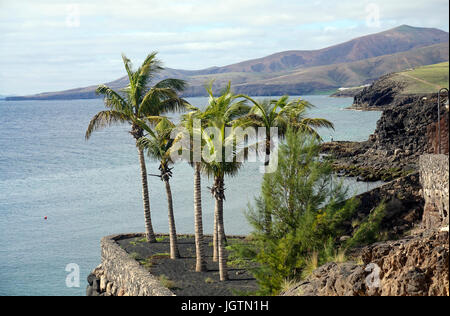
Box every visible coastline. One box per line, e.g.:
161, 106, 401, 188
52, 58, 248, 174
344, 105, 385, 111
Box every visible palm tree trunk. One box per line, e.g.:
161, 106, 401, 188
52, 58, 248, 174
211, 176, 228, 281
164, 177, 180, 259
137, 146, 157, 243
213, 204, 219, 262
216, 191, 228, 281
264, 135, 272, 234
265, 134, 271, 166
194, 163, 207, 272
212, 175, 228, 263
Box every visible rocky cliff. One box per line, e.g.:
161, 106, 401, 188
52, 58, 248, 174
351, 73, 407, 109
324, 93, 448, 181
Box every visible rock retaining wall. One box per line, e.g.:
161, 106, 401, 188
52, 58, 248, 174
86, 233, 174, 296
420, 154, 449, 230
427, 115, 449, 155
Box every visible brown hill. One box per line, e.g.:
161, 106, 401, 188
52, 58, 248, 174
202, 25, 449, 74
8, 25, 449, 100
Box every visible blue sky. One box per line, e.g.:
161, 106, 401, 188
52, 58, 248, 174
0, 0, 448, 95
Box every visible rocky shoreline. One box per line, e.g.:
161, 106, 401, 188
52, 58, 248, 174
323, 88, 447, 182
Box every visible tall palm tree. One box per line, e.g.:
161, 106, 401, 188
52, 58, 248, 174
199, 82, 251, 281
237, 95, 334, 165
85, 52, 187, 242
180, 110, 208, 272
138, 118, 180, 259
235, 95, 334, 234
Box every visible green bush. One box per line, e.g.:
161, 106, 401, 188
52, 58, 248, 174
345, 202, 386, 248
229, 129, 358, 295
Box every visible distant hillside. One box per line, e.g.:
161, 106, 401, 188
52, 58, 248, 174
352, 61, 449, 109
394, 62, 449, 94
7, 25, 449, 101
228, 42, 449, 95
197, 24, 449, 74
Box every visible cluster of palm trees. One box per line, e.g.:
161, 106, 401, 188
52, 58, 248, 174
85, 53, 333, 282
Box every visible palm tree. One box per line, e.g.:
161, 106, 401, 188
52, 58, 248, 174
198, 82, 251, 281
85, 52, 187, 242
138, 118, 180, 259
193, 161, 207, 271
235, 95, 334, 234
180, 110, 208, 272
237, 95, 334, 165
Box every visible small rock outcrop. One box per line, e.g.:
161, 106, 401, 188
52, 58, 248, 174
352, 74, 406, 110
330, 86, 367, 98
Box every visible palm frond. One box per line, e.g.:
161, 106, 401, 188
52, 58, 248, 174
155, 117, 176, 133
132, 117, 157, 139
96, 85, 130, 113
157, 97, 190, 114
141, 115, 168, 129
85, 110, 130, 140
154, 78, 187, 92
300, 118, 334, 130
135, 52, 163, 92
232, 114, 265, 129
139, 88, 181, 116
121, 53, 135, 84
224, 100, 251, 121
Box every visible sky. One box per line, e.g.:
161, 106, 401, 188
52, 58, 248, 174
0, 0, 448, 96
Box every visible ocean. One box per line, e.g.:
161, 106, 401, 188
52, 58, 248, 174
0, 95, 382, 296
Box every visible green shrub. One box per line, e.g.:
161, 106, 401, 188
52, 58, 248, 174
158, 274, 176, 289
229, 130, 358, 295
345, 202, 386, 248
129, 252, 141, 260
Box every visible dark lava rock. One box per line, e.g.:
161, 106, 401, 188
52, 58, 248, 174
87, 273, 96, 286
324, 92, 447, 179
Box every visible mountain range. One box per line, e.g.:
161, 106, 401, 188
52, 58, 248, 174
7, 25, 449, 101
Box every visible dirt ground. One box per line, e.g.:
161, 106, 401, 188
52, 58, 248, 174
116, 235, 259, 296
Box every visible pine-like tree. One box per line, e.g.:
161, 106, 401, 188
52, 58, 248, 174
229, 129, 358, 295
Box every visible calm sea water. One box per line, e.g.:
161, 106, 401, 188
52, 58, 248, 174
0, 95, 382, 296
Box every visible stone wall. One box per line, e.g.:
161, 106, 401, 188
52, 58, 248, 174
86, 233, 174, 296
427, 115, 449, 155
420, 155, 449, 230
